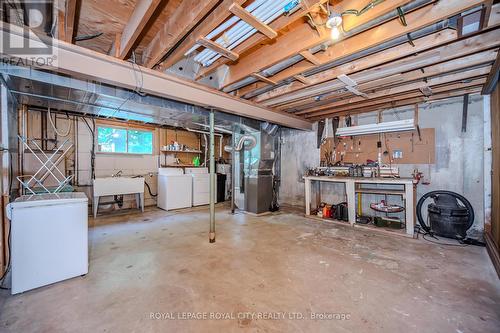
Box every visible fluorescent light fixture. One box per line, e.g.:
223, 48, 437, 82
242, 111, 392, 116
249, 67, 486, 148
336, 119, 415, 137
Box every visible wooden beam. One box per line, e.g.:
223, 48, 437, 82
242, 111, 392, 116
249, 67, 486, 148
482, 49, 500, 94
57, 10, 66, 41
142, 0, 220, 68
109, 0, 163, 60
197, 37, 239, 61
303, 73, 490, 117
299, 50, 322, 65
114, 33, 122, 58
248, 2, 492, 99
294, 75, 311, 85
336, 0, 415, 32
64, 0, 78, 43
158, 0, 246, 70
251, 73, 277, 85
229, 3, 277, 39
243, 29, 457, 99
263, 28, 500, 107
288, 49, 498, 112
195, 0, 329, 80
222, 0, 487, 90
308, 85, 484, 120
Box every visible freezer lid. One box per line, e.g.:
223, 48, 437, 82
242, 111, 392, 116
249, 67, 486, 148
9, 192, 89, 209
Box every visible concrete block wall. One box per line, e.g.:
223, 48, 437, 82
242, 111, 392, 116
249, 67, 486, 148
280, 94, 487, 233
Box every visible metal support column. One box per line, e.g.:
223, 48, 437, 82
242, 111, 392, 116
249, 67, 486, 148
231, 126, 236, 214
209, 110, 216, 243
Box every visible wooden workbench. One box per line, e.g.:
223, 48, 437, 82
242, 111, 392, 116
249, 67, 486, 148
303, 176, 416, 236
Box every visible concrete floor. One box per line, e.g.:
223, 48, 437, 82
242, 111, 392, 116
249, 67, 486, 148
1, 206, 499, 332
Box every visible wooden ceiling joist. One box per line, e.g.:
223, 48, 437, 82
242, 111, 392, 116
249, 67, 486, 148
286, 48, 499, 112
229, 3, 277, 39
307, 84, 485, 120
64, 0, 79, 43
294, 75, 312, 85
482, 49, 500, 94
109, 0, 163, 60
240, 29, 457, 99
141, 0, 220, 68
336, 0, 415, 32
264, 28, 500, 108
222, 0, 487, 91
251, 73, 277, 86
302, 71, 491, 118
195, 0, 330, 81
299, 50, 322, 65
157, 0, 246, 70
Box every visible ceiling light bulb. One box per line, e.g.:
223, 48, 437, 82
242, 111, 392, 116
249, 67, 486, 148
331, 26, 340, 40
326, 12, 342, 29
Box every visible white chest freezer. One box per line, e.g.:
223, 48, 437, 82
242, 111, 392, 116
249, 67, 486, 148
5, 192, 89, 294
157, 168, 193, 211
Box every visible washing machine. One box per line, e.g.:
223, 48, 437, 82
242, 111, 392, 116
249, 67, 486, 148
184, 167, 216, 206
157, 168, 192, 211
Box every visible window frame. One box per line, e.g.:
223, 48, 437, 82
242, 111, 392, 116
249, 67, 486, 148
96, 125, 154, 155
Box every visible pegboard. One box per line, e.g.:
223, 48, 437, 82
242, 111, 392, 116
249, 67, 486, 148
320, 128, 435, 165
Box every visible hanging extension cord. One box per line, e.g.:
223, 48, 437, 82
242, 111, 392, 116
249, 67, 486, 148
47, 108, 72, 137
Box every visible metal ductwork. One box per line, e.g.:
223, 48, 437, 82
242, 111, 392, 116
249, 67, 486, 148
224, 134, 257, 153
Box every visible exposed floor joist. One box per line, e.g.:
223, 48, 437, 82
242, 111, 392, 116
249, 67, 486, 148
264, 27, 500, 110
194, 0, 329, 80
109, 0, 164, 60
221, 0, 487, 90
64, 0, 79, 43
288, 48, 498, 113
141, 0, 220, 68
157, 0, 246, 70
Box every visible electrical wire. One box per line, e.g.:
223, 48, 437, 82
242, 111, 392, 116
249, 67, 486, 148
47, 107, 72, 137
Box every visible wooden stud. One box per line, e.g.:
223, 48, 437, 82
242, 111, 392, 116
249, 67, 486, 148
251, 73, 277, 86
197, 37, 239, 61
229, 3, 277, 39
294, 75, 311, 85
299, 50, 322, 65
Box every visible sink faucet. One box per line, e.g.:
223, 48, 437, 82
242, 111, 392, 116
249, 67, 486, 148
112, 170, 123, 177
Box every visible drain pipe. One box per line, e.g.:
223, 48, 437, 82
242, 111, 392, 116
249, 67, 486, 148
209, 110, 216, 243
186, 128, 224, 159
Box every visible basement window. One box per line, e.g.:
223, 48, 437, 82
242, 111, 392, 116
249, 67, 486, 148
97, 126, 153, 154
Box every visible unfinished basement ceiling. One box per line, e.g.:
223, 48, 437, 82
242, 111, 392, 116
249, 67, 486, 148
1, 72, 241, 131
2, 0, 498, 127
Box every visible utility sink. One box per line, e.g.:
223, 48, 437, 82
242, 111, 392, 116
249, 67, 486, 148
92, 177, 145, 217
93, 177, 144, 197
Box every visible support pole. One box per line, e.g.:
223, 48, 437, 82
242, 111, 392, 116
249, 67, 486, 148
231, 127, 236, 214
209, 109, 216, 243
